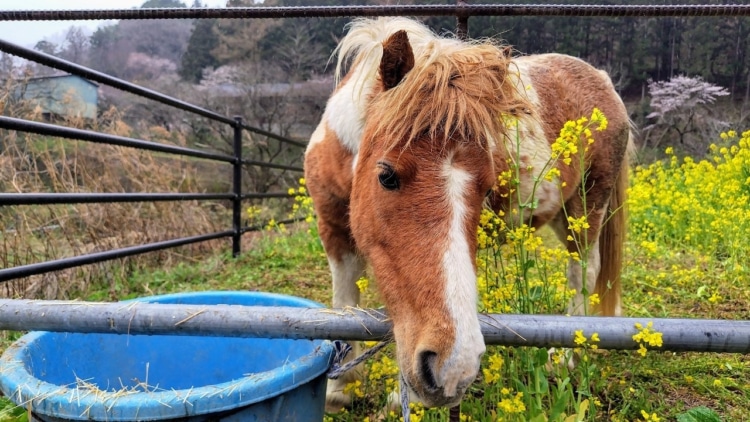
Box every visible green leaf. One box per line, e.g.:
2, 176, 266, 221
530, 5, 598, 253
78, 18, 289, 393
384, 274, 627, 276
549, 393, 570, 419
676, 406, 723, 422
528, 285, 544, 301
529, 414, 548, 422
523, 259, 536, 271
535, 348, 551, 366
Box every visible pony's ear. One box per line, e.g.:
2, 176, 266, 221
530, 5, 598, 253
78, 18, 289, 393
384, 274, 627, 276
380, 30, 414, 91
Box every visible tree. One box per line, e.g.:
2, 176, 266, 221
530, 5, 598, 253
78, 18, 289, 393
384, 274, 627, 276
644, 75, 730, 155
258, 20, 328, 81
59, 26, 90, 65
118, 20, 193, 66
191, 61, 326, 193
88, 18, 191, 79
88, 25, 127, 77
31, 41, 61, 76
212, 0, 282, 65
0, 53, 15, 80
33, 40, 59, 56
180, 18, 220, 83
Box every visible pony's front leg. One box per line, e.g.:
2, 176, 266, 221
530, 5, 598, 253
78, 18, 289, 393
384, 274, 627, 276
329, 252, 365, 311
565, 239, 601, 316
326, 251, 365, 412
551, 206, 605, 316
548, 208, 604, 370
318, 218, 366, 412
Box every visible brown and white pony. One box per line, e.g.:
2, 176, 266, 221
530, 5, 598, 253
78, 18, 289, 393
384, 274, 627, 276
304, 18, 631, 410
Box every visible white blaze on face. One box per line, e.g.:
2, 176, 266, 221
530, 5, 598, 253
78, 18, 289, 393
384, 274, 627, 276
440, 159, 486, 396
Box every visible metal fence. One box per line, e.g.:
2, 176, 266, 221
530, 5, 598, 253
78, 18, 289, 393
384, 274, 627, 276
0, 36, 306, 283
0, 3, 749, 354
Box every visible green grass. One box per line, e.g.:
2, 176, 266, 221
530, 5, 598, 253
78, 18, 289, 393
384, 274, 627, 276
77, 228, 333, 305
0, 223, 747, 421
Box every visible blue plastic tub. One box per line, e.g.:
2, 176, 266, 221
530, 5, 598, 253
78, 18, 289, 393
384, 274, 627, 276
0, 292, 334, 421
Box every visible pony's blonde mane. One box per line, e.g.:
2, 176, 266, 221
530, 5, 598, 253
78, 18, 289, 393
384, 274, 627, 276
333, 17, 439, 96
369, 38, 531, 152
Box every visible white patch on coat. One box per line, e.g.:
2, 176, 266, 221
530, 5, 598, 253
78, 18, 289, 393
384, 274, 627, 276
505, 59, 561, 222
323, 65, 373, 155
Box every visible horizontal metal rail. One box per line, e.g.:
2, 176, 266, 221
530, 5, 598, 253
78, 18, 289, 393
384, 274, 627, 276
1, 5, 749, 21
0, 215, 303, 282
0, 192, 301, 206
0, 116, 236, 163
0, 193, 235, 206
0, 301, 747, 353
241, 123, 307, 149
242, 159, 303, 172
0, 117, 302, 171
0, 231, 234, 283
241, 192, 294, 200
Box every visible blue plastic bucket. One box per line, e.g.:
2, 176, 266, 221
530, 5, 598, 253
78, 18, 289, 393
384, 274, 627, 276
0, 292, 334, 421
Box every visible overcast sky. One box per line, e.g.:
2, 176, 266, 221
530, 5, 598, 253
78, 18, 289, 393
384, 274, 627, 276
0, 0, 225, 48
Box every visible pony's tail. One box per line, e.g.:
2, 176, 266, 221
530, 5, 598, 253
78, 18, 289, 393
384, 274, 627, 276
594, 133, 633, 316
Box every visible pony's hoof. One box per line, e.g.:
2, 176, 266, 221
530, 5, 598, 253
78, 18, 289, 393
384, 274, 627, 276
325, 390, 352, 413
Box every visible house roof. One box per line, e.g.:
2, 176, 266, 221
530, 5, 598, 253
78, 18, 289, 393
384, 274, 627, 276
27, 73, 99, 88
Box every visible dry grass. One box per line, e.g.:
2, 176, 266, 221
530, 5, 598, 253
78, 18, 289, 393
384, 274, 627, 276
0, 89, 229, 300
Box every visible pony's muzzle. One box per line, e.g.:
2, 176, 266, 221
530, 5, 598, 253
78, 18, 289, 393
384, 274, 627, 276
409, 348, 482, 408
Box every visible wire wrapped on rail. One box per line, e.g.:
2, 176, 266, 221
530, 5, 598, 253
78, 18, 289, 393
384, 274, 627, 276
1, 4, 750, 21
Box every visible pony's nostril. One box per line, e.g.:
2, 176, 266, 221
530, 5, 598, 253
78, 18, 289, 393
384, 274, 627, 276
418, 351, 440, 392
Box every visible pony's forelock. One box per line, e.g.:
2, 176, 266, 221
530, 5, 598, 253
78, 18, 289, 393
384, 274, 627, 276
369, 38, 532, 153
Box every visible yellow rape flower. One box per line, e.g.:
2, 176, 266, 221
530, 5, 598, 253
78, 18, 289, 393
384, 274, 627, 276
355, 277, 369, 293
343, 380, 364, 398
640, 410, 661, 422
567, 215, 590, 234
498, 392, 526, 414
574, 329, 587, 346
632, 322, 663, 356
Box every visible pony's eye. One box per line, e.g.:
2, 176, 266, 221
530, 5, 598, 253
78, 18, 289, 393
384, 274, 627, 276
378, 165, 400, 191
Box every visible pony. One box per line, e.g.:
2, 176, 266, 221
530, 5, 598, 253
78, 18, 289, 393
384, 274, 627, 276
304, 17, 632, 410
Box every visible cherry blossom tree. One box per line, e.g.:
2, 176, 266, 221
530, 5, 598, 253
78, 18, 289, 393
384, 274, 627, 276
644, 75, 730, 155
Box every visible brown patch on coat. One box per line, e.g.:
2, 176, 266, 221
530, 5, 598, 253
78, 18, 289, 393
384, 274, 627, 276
513, 54, 630, 315
304, 123, 357, 262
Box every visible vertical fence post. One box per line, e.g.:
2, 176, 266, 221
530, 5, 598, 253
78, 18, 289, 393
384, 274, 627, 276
456, 0, 469, 40
232, 116, 243, 257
